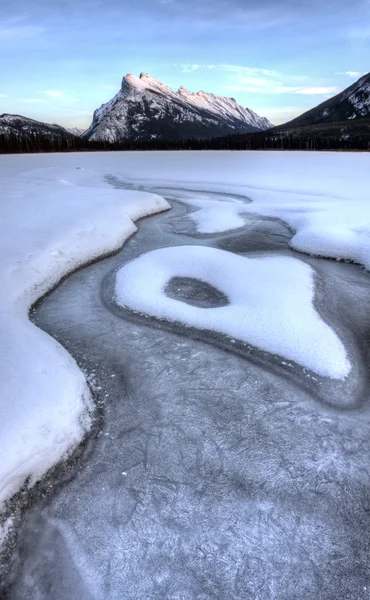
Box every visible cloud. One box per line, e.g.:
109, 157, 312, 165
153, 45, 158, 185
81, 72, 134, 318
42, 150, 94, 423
181, 63, 215, 72
295, 86, 339, 95
180, 63, 279, 77
219, 64, 280, 77
184, 63, 338, 97
41, 91, 80, 103
224, 82, 339, 95
43, 90, 63, 97
0, 94, 7, 98
336, 71, 363, 77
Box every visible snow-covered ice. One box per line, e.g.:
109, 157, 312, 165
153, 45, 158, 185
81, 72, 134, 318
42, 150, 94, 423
183, 190, 370, 270
56, 150, 369, 270
0, 149, 369, 508
1, 151, 370, 600
115, 245, 350, 378
0, 164, 169, 506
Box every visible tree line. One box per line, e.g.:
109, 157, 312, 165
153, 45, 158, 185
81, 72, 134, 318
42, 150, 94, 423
1, 129, 370, 154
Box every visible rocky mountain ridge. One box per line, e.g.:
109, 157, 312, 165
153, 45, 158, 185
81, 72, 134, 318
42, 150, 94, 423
83, 72, 273, 142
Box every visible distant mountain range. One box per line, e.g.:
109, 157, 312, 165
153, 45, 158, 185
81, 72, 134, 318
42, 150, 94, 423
0, 114, 75, 140
0, 71, 369, 151
82, 73, 273, 142
66, 127, 85, 136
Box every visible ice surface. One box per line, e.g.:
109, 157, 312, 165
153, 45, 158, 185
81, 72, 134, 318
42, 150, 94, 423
0, 164, 169, 506
115, 245, 350, 378
3, 150, 367, 269
1, 152, 370, 599
4, 187, 370, 600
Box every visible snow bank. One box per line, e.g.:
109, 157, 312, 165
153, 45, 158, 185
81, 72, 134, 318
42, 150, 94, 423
183, 190, 370, 269
11, 151, 367, 271
0, 166, 170, 506
115, 246, 350, 379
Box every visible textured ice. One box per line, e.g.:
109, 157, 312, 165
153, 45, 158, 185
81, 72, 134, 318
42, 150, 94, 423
1, 152, 370, 600
115, 246, 350, 378
0, 164, 169, 506
99, 150, 370, 270
3, 183, 370, 600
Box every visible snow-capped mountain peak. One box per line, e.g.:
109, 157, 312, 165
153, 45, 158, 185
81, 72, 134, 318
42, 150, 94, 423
84, 72, 273, 143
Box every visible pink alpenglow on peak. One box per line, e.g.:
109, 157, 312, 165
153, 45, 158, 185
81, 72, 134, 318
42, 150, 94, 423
83, 72, 273, 143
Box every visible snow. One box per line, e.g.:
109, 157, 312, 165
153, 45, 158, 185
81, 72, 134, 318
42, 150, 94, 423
114, 245, 350, 379
85, 73, 272, 141
0, 149, 369, 507
83, 150, 369, 271
184, 190, 370, 269
1, 151, 369, 598
1, 152, 370, 272
343, 73, 370, 117
182, 195, 247, 233
0, 163, 169, 506
126, 72, 272, 128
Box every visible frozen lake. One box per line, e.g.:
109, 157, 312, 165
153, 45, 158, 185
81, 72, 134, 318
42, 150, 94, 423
1, 152, 370, 599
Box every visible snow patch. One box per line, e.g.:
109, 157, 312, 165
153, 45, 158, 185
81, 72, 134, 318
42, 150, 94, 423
0, 165, 170, 506
114, 246, 350, 379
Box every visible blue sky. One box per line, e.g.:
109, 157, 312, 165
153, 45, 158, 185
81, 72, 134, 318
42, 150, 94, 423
1, 0, 369, 128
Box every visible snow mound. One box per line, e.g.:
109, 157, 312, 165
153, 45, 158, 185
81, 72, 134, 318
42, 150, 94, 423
0, 166, 170, 506
115, 246, 350, 379
184, 190, 370, 269
183, 195, 247, 233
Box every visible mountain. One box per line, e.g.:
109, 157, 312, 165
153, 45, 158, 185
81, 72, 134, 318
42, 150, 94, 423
280, 72, 370, 129
0, 114, 77, 139
83, 73, 273, 142
0, 114, 84, 154
66, 127, 85, 136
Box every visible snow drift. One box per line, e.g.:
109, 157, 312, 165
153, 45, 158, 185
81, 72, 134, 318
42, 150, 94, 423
114, 246, 350, 379
0, 165, 169, 506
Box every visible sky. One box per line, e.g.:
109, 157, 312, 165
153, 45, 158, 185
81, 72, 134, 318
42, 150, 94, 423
0, 0, 369, 128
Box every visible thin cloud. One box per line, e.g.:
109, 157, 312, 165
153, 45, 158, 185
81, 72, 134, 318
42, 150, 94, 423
43, 90, 63, 98
179, 63, 339, 98
180, 63, 279, 77
41, 91, 80, 103
295, 86, 339, 95
0, 94, 7, 98
181, 63, 214, 72
180, 63, 310, 91
225, 84, 338, 95
336, 71, 363, 77
219, 64, 280, 77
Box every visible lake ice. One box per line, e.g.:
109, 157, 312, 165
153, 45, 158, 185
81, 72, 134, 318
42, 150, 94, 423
1, 151, 370, 599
